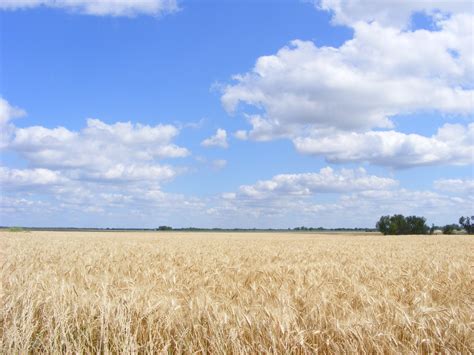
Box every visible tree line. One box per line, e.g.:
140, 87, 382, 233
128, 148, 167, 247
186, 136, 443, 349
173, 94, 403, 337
376, 215, 473, 235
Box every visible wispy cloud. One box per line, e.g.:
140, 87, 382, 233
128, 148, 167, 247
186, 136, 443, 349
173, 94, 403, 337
0, 0, 179, 17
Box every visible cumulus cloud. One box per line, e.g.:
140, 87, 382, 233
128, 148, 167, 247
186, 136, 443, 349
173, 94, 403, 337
0, 98, 199, 227
206, 168, 402, 225
6, 118, 188, 183
434, 178, 474, 194
222, 17, 473, 137
0, 167, 65, 188
293, 123, 474, 168
0, 0, 179, 17
235, 167, 397, 199
0, 98, 26, 125
0, 98, 26, 148
222, 4, 473, 168
316, 0, 473, 28
201, 128, 229, 148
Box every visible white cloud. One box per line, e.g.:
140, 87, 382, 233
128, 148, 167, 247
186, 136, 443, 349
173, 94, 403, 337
81, 163, 177, 182
293, 123, 474, 168
222, 16, 473, 138
316, 0, 473, 28
0, 179, 207, 227
235, 167, 397, 199
201, 128, 229, 148
208, 170, 473, 227
221, 6, 473, 168
2, 161, 470, 228
0, 99, 199, 226
434, 178, 474, 194
0, 98, 26, 149
0, 98, 26, 125
201, 168, 471, 228
0, 196, 54, 215
0, 0, 179, 17
0, 167, 65, 188
334, 188, 472, 226
6, 118, 189, 182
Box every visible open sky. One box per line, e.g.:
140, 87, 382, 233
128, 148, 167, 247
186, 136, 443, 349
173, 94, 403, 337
0, 0, 473, 228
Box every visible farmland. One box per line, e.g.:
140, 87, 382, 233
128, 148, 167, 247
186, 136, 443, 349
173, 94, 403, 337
1, 231, 473, 353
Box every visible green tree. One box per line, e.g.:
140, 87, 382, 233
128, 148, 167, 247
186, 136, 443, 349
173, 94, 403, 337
376, 215, 429, 235
442, 224, 458, 235
376, 216, 390, 235
459, 216, 474, 234
390, 214, 408, 234
405, 215, 429, 234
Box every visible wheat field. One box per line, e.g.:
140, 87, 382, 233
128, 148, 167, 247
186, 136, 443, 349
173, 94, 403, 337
1, 231, 473, 353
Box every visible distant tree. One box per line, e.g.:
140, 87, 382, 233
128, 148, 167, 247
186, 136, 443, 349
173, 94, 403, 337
405, 215, 429, 234
459, 216, 474, 234
376, 216, 391, 235
376, 215, 428, 235
429, 224, 436, 235
442, 224, 459, 235
157, 226, 172, 231
391, 214, 409, 234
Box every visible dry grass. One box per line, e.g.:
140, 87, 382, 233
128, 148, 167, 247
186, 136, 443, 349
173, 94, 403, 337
1, 231, 473, 353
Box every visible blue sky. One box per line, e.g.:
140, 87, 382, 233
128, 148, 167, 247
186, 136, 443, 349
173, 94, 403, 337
0, 0, 473, 228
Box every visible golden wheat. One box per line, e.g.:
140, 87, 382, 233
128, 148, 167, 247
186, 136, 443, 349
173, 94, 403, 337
1, 231, 473, 353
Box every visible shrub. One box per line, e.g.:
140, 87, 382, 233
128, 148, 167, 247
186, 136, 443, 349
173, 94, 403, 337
7, 227, 25, 232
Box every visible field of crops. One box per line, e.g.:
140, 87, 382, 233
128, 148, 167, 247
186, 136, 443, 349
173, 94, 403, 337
1, 231, 473, 353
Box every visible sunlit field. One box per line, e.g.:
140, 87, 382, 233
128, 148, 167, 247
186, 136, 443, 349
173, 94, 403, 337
1, 231, 473, 353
